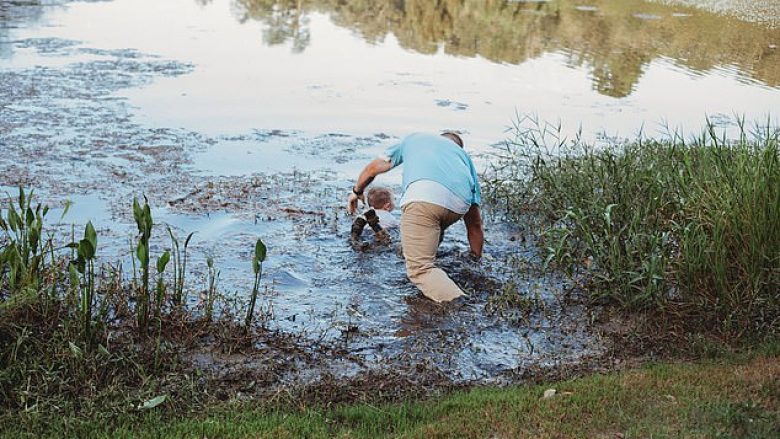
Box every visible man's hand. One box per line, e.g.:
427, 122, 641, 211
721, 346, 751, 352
347, 192, 363, 215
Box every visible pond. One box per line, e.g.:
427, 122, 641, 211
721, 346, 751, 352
1, 0, 779, 383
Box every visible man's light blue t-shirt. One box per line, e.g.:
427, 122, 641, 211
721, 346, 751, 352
383, 132, 482, 206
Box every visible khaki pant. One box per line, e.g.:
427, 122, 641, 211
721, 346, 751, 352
400, 202, 464, 302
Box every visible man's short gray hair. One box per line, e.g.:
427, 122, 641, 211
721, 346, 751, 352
441, 131, 464, 148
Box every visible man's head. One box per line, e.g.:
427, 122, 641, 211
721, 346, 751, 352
366, 187, 395, 211
441, 131, 464, 148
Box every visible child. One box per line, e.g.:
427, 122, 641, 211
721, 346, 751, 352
350, 186, 398, 243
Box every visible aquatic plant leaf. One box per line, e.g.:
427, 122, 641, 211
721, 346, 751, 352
143, 204, 153, 233
29, 227, 39, 251
184, 232, 195, 249
78, 239, 95, 261
18, 187, 25, 210
85, 221, 97, 253
157, 251, 170, 273
255, 239, 267, 263
136, 242, 149, 266
139, 395, 167, 410
133, 198, 142, 230
7, 206, 20, 233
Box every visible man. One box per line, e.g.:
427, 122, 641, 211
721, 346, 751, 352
347, 132, 484, 302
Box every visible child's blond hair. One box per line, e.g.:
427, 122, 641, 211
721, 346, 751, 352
366, 187, 394, 210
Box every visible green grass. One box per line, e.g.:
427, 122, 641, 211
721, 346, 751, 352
2, 352, 776, 438
485, 116, 780, 339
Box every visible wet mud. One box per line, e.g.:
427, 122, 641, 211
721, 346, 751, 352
0, 2, 629, 400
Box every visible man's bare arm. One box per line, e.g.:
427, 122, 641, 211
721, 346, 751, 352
348, 158, 394, 214
355, 158, 393, 193
463, 204, 484, 258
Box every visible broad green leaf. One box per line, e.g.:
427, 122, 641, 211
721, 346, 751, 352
157, 251, 170, 273
85, 221, 97, 252
143, 205, 153, 233
136, 242, 149, 265
255, 239, 267, 262
78, 238, 95, 260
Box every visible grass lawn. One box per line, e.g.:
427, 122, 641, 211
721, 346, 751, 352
4, 352, 777, 438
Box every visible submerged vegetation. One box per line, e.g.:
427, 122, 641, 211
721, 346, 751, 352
486, 116, 780, 340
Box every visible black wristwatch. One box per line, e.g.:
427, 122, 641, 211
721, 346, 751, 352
352, 186, 363, 196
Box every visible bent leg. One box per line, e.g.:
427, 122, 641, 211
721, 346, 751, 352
401, 202, 464, 302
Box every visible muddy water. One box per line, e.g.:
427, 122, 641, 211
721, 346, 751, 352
1, 0, 778, 382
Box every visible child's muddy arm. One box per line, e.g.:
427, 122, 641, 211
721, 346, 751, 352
463, 204, 484, 259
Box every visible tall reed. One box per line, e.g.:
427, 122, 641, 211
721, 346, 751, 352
485, 116, 779, 337
166, 226, 195, 307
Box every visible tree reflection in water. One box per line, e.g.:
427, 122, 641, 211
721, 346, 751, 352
233, 0, 780, 98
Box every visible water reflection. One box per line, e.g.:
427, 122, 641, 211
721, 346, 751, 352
234, 0, 780, 97
0, 0, 47, 57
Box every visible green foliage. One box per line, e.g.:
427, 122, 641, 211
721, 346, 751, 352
0, 187, 52, 293
70, 221, 99, 342
154, 250, 170, 322
486, 116, 780, 338
245, 238, 267, 328
205, 256, 219, 322
166, 226, 195, 307
133, 197, 154, 333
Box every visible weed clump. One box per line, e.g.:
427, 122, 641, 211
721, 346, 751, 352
485, 116, 779, 340
0, 189, 277, 425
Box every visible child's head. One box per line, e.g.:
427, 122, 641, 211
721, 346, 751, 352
366, 187, 395, 211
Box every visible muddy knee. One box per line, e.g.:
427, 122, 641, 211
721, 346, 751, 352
404, 259, 434, 283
